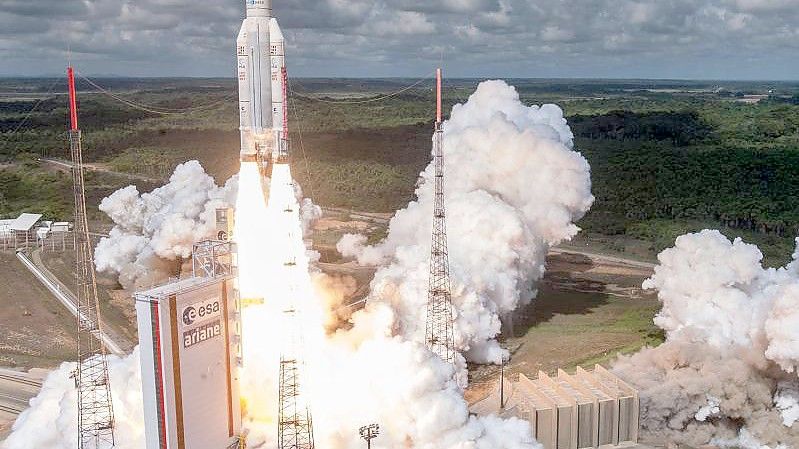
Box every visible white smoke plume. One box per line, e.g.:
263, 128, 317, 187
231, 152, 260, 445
713, 428, 791, 449
2, 350, 144, 449
613, 230, 799, 448
775, 383, 799, 427
696, 395, 721, 422
94, 161, 237, 289
337, 80, 594, 364
304, 335, 539, 449
3, 80, 588, 449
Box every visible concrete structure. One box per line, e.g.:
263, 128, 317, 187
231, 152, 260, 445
471, 366, 639, 449
134, 241, 243, 449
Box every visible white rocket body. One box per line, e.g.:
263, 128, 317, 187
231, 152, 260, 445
270, 19, 285, 147
238, 0, 286, 164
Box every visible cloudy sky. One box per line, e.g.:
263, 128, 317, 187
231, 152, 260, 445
0, 0, 797, 79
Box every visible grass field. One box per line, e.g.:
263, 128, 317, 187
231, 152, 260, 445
466, 251, 660, 403
3, 77, 798, 262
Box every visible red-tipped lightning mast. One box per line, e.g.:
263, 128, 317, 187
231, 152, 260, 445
425, 67, 456, 366
68, 67, 79, 131
436, 68, 442, 126
67, 66, 116, 449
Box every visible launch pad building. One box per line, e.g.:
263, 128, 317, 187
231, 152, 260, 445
134, 241, 243, 449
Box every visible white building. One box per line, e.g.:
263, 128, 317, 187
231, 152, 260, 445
8, 213, 43, 247
134, 241, 243, 449
471, 366, 640, 449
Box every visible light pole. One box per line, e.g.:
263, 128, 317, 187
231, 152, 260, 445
359, 423, 380, 449
500, 358, 505, 410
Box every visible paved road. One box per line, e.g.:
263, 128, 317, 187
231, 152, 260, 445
0, 368, 44, 436
0, 369, 41, 413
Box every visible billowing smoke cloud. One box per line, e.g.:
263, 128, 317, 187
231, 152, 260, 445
4, 80, 590, 449
237, 161, 541, 449
2, 350, 144, 449
306, 80, 593, 448
613, 230, 799, 448
303, 333, 539, 449
94, 161, 237, 289
338, 80, 594, 364
775, 383, 799, 428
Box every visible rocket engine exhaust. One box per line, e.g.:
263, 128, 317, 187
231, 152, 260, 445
235, 0, 289, 306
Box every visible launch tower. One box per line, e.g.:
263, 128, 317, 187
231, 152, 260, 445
67, 66, 117, 449
425, 69, 456, 365
278, 301, 315, 449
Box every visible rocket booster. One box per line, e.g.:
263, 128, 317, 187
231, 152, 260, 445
237, 0, 287, 164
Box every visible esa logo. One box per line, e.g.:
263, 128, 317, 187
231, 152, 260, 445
182, 300, 221, 326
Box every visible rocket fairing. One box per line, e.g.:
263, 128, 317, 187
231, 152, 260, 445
237, 0, 288, 165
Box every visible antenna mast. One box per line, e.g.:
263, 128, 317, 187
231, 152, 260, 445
68, 66, 116, 449
425, 68, 456, 365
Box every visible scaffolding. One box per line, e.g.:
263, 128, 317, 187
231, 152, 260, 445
278, 309, 315, 449
192, 240, 235, 278
425, 68, 456, 365
68, 66, 116, 449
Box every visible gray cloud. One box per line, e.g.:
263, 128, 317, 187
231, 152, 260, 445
0, 0, 797, 79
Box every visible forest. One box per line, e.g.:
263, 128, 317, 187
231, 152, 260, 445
1, 77, 798, 262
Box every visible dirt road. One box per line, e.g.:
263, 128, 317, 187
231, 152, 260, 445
550, 245, 656, 270
39, 157, 164, 183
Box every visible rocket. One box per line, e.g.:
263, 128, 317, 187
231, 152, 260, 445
237, 0, 288, 166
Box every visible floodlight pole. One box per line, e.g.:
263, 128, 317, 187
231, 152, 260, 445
359, 424, 380, 449
500, 359, 505, 409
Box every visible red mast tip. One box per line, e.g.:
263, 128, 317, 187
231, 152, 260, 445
436, 68, 442, 125
67, 66, 79, 131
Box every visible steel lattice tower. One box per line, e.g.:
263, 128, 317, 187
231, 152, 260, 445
425, 68, 456, 365
277, 70, 315, 449
68, 66, 116, 449
278, 307, 315, 449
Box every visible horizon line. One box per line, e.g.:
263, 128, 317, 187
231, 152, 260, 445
1, 75, 799, 83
